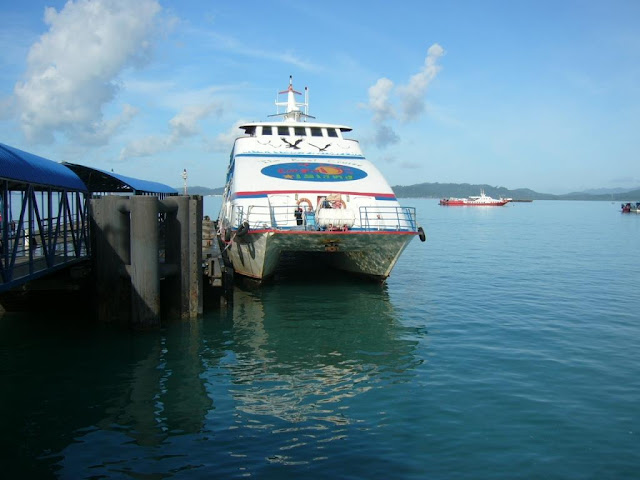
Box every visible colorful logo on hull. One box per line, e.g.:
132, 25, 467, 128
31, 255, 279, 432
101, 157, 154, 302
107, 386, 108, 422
261, 163, 367, 182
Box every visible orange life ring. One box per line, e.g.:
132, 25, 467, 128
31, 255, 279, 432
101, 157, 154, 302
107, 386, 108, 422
297, 197, 313, 209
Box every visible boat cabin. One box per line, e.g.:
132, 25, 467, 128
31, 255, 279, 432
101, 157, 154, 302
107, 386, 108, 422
240, 124, 351, 139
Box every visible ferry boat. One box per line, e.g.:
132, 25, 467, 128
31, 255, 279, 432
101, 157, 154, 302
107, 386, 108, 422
439, 190, 510, 206
217, 77, 426, 282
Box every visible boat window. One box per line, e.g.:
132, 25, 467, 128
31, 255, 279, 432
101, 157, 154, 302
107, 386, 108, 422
294, 126, 306, 136
244, 126, 256, 136
310, 127, 323, 137
278, 126, 290, 136
327, 128, 339, 138
261, 126, 272, 135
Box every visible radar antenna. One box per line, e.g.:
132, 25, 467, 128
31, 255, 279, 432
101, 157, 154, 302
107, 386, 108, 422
269, 75, 315, 121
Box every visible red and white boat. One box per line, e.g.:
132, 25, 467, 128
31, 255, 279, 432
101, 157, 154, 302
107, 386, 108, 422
439, 190, 510, 206
621, 202, 640, 213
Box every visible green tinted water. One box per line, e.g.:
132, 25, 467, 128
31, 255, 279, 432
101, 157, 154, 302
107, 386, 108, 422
1, 200, 639, 478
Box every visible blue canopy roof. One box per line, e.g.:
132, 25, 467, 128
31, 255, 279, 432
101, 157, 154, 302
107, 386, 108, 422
0, 142, 177, 195
106, 168, 178, 195
0, 142, 88, 191
63, 163, 178, 195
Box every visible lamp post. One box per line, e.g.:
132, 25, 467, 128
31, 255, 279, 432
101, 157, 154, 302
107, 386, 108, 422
182, 169, 188, 195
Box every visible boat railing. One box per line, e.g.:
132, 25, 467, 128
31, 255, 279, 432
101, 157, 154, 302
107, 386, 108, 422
359, 206, 417, 231
234, 205, 311, 230
229, 204, 417, 232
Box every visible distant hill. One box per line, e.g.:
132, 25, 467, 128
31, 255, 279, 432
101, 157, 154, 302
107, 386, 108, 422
175, 186, 224, 196
391, 183, 640, 201
180, 183, 640, 201
578, 187, 640, 195
391, 183, 553, 200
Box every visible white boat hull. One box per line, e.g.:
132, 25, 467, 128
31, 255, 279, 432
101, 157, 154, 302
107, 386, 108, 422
216, 77, 426, 284
228, 230, 416, 281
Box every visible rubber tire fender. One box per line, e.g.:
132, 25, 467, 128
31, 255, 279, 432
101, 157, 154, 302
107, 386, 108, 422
236, 221, 250, 237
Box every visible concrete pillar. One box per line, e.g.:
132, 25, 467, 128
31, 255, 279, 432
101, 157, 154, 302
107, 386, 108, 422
163, 196, 189, 319
163, 195, 202, 319
91, 196, 131, 324
129, 196, 160, 329
190, 196, 203, 316
91, 194, 204, 327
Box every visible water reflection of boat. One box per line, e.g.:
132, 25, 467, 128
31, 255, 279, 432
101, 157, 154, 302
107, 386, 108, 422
7, 277, 426, 476
227, 277, 421, 425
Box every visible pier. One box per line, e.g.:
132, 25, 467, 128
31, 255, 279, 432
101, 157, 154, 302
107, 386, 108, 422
0, 142, 230, 328
0, 143, 91, 293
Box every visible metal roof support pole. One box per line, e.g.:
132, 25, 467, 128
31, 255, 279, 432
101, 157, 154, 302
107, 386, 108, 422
27, 186, 34, 275
1, 182, 7, 283
77, 192, 90, 257
46, 189, 53, 266
129, 196, 161, 329
54, 192, 66, 258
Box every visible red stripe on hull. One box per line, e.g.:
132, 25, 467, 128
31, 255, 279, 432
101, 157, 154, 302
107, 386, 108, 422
235, 189, 396, 198
245, 229, 417, 235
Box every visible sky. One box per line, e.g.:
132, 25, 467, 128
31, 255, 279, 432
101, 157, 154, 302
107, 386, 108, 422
1, 0, 639, 194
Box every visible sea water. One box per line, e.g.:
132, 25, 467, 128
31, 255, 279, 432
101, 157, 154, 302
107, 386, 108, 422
1, 199, 639, 479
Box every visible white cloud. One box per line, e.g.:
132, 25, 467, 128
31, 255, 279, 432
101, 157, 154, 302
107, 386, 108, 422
200, 30, 319, 71
123, 79, 233, 111
363, 43, 445, 150
205, 120, 246, 153
361, 78, 399, 149
13, 0, 161, 144
119, 134, 170, 160
169, 103, 223, 141
120, 101, 224, 160
366, 77, 395, 123
73, 103, 139, 145
373, 124, 400, 149
397, 43, 445, 122
0, 96, 15, 120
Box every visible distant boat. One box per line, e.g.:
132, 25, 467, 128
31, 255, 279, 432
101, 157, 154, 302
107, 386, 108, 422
621, 202, 640, 213
439, 190, 510, 206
